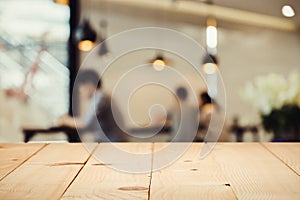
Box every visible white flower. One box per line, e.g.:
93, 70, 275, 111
287, 72, 300, 105
240, 71, 300, 114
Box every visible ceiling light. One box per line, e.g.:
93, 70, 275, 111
281, 5, 295, 17
78, 40, 94, 52
206, 17, 217, 50
203, 63, 217, 74
202, 54, 218, 75
151, 55, 167, 71
54, 0, 69, 5
75, 19, 97, 51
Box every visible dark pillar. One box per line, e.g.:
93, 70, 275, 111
68, 0, 80, 116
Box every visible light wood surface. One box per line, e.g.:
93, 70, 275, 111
0, 143, 299, 200
0, 143, 45, 180
213, 143, 300, 199
0, 143, 96, 200
62, 143, 152, 200
150, 143, 237, 199
263, 143, 300, 176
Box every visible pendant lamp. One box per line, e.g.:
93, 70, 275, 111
75, 19, 97, 51
202, 1, 219, 74
202, 53, 218, 75
151, 54, 168, 71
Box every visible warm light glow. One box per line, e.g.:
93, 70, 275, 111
281, 5, 295, 17
206, 25, 217, 49
203, 63, 217, 74
54, 0, 69, 5
153, 59, 166, 71
78, 40, 94, 51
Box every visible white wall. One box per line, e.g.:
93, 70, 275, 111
80, 9, 300, 128
218, 28, 300, 124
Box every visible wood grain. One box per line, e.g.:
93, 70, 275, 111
0, 143, 45, 180
214, 143, 300, 199
0, 143, 96, 200
62, 143, 153, 200
262, 143, 300, 176
150, 143, 237, 199
26, 143, 97, 165
0, 143, 299, 200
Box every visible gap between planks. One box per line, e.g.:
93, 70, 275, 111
149, 143, 238, 199
58, 143, 99, 199
147, 142, 154, 200
61, 143, 153, 200
0, 143, 97, 200
260, 143, 300, 176
0, 143, 48, 181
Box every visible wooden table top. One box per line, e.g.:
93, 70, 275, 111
0, 143, 299, 199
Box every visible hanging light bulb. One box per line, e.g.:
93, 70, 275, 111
75, 19, 97, 51
202, 53, 218, 74
203, 8, 219, 74
78, 40, 94, 52
151, 54, 167, 71
206, 17, 217, 54
54, 0, 69, 5
281, 5, 295, 17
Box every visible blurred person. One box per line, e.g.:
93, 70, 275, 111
197, 91, 228, 142
199, 92, 214, 128
56, 69, 127, 142
172, 87, 199, 142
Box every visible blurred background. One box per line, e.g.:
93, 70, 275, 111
0, 0, 299, 142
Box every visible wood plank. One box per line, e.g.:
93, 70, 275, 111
0, 143, 45, 180
213, 143, 300, 199
262, 143, 300, 176
62, 143, 152, 200
0, 143, 299, 199
150, 143, 237, 199
26, 143, 97, 165
0, 143, 97, 200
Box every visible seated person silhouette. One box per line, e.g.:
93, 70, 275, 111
199, 92, 214, 129
57, 69, 128, 142
172, 87, 199, 142
24, 69, 127, 142
197, 91, 227, 142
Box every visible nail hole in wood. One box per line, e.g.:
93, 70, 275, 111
48, 162, 83, 166
118, 186, 148, 191
225, 183, 231, 187
92, 163, 111, 166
